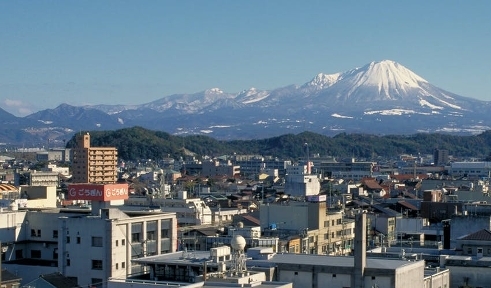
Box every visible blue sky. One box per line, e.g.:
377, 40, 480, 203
1, 1, 490, 116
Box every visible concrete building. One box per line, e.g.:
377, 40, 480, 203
44, 164, 70, 177
442, 255, 491, 288
124, 191, 213, 226
112, 239, 292, 288
260, 200, 355, 255
201, 160, 240, 178
72, 132, 118, 184
36, 148, 71, 162
205, 224, 279, 253
448, 161, 491, 180
251, 213, 443, 288
433, 149, 449, 166
105, 213, 450, 288
15, 170, 59, 187
58, 207, 177, 287
284, 165, 320, 197
0, 205, 178, 287
447, 214, 491, 249
232, 155, 292, 178
455, 228, 491, 256
317, 160, 375, 181
19, 185, 58, 208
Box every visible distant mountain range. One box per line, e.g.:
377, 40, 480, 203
1, 60, 490, 146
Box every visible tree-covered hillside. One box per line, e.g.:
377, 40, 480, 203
66, 127, 491, 161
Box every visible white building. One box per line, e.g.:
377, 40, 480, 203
45, 164, 70, 176
125, 191, 212, 225
1, 206, 178, 288
284, 165, 320, 197
110, 238, 292, 288
448, 161, 491, 179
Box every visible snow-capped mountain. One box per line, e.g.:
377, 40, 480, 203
3, 60, 491, 144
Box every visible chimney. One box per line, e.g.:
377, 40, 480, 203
352, 212, 366, 288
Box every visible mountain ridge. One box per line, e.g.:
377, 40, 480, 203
1, 59, 490, 145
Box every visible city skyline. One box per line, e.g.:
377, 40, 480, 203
1, 1, 490, 116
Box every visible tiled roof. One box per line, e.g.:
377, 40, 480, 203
363, 179, 383, 190
241, 214, 260, 226
41, 273, 80, 288
1, 269, 21, 283
398, 200, 418, 211
391, 174, 429, 181
459, 229, 491, 241
187, 227, 219, 237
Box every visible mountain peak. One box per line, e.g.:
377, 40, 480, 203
206, 88, 224, 94
356, 60, 428, 87
304, 72, 342, 90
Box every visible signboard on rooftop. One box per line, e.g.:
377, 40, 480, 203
67, 183, 129, 201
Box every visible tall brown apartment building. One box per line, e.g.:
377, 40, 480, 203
71, 132, 118, 184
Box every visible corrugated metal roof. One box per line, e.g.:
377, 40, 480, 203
0, 184, 17, 192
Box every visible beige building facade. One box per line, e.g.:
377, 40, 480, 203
72, 133, 118, 184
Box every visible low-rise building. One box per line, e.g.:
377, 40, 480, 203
260, 200, 355, 255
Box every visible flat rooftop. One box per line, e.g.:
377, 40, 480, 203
266, 253, 419, 270
134, 250, 421, 271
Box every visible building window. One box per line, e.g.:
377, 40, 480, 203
467, 247, 472, 254
31, 250, 41, 258
31, 229, 36, 237
372, 276, 376, 280
66, 236, 70, 244
115, 240, 118, 247
53, 230, 58, 239
294, 272, 298, 275
122, 239, 126, 246
92, 260, 103, 270
161, 229, 169, 238
66, 259, 70, 266
132, 233, 141, 243
324, 220, 329, 227
333, 274, 336, 277
92, 236, 103, 247
122, 262, 125, 268
37, 229, 41, 237
115, 263, 118, 269
147, 231, 155, 241
76, 237, 81, 244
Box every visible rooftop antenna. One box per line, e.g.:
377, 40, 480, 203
304, 143, 310, 174
229, 235, 247, 276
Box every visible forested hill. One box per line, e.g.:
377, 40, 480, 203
66, 127, 491, 161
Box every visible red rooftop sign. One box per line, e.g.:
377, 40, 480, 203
67, 183, 129, 201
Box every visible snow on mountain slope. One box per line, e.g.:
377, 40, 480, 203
308, 60, 469, 113
140, 88, 236, 113
235, 88, 271, 104
16, 59, 491, 143
88, 60, 476, 117
302, 72, 342, 90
